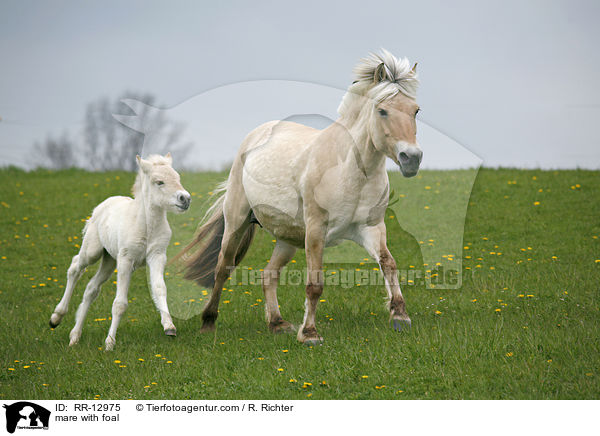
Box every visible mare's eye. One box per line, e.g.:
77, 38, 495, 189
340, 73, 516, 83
378, 108, 388, 117
156, 181, 164, 186
415, 108, 420, 116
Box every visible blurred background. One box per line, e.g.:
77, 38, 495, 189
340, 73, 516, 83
1, 0, 598, 170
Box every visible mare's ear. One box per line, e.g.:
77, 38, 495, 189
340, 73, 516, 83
164, 152, 172, 165
374, 62, 388, 83
411, 63, 418, 74
136, 155, 152, 173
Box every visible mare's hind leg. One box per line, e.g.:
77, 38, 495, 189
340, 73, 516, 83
50, 222, 104, 328
69, 251, 116, 346
356, 222, 411, 331
263, 241, 296, 333
200, 219, 252, 333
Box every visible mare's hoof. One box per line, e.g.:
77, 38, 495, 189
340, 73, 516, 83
269, 320, 296, 334
392, 318, 412, 332
200, 323, 216, 334
303, 338, 324, 347
165, 328, 177, 337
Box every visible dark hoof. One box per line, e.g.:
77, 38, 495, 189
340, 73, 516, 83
165, 328, 177, 337
303, 337, 324, 347
49, 320, 59, 329
269, 320, 296, 334
200, 323, 216, 334
393, 318, 411, 332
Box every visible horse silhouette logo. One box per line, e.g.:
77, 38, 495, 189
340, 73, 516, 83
3, 402, 50, 433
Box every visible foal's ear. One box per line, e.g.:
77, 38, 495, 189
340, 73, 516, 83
164, 152, 172, 165
136, 155, 152, 173
374, 62, 388, 83
411, 62, 418, 74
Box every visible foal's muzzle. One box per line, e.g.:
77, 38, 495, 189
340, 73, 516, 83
176, 190, 191, 211
397, 143, 423, 178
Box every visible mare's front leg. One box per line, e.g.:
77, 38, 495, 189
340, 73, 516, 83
357, 222, 411, 331
147, 252, 176, 336
104, 256, 134, 351
297, 217, 327, 346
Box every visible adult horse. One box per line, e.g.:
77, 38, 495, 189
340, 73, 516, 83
183, 49, 422, 345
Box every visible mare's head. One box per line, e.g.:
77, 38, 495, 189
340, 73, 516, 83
134, 153, 191, 213
339, 49, 422, 177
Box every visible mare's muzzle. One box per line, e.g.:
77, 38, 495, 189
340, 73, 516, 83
397, 144, 423, 178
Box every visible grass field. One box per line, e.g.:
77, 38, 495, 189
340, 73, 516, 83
1, 167, 599, 399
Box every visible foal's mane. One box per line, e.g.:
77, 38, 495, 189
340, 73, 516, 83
338, 49, 419, 120
132, 154, 172, 198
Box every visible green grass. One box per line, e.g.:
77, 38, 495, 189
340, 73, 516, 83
0, 167, 599, 399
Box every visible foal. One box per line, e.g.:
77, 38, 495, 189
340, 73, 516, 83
50, 153, 191, 351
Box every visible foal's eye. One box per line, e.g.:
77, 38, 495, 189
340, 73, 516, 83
156, 181, 164, 186
415, 108, 420, 116
378, 108, 388, 117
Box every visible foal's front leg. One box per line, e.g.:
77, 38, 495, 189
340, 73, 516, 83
358, 222, 411, 331
147, 252, 176, 336
105, 256, 134, 351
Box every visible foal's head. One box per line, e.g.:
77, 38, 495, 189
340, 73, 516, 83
339, 49, 423, 177
134, 153, 191, 213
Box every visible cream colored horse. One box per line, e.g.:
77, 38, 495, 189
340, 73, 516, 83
50, 153, 191, 351
183, 50, 422, 345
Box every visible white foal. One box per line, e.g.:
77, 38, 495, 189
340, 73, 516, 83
50, 153, 191, 351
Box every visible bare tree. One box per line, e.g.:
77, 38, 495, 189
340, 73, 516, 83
33, 91, 191, 171
33, 131, 78, 169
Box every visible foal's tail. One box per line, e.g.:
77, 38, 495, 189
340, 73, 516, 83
176, 184, 256, 288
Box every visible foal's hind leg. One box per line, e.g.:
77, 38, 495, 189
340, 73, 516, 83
356, 222, 411, 331
104, 256, 134, 351
50, 223, 103, 328
263, 241, 296, 333
69, 251, 116, 346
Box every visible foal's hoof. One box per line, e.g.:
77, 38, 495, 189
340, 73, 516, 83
49, 314, 61, 328
392, 318, 412, 332
164, 328, 177, 337
269, 320, 296, 334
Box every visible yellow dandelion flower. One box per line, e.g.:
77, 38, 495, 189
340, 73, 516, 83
277, 368, 284, 372
495, 308, 501, 312
506, 352, 514, 357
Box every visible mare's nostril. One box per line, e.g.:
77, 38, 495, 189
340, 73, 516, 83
399, 152, 409, 164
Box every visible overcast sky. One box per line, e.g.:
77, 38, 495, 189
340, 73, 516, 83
1, 0, 599, 169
